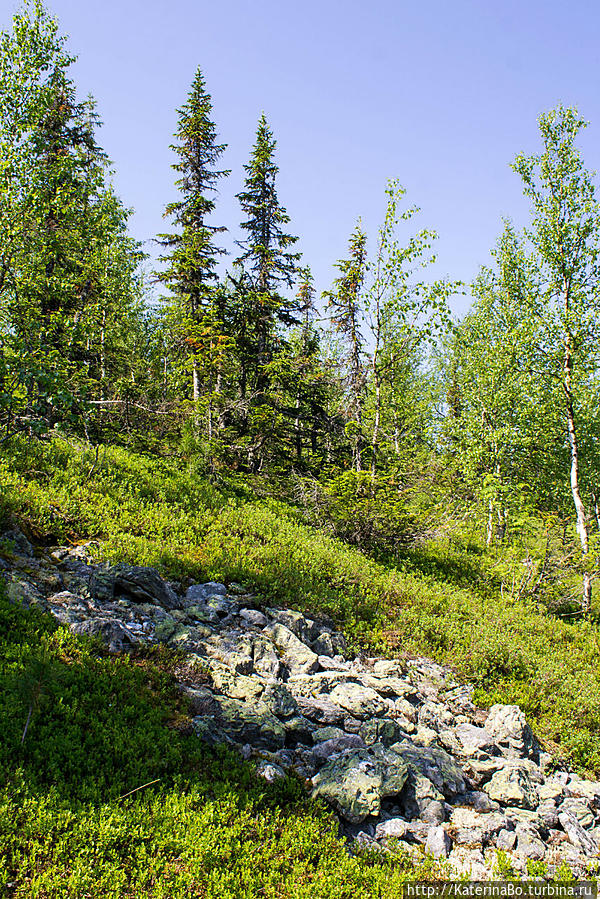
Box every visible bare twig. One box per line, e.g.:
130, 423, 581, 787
118, 778, 161, 801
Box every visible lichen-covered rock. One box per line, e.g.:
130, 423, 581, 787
487, 763, 539, 809
558, 811, 600, 856
295, 694, 345, 726
89, 564, 180, 610
169, 623, 212, 650
450, 724, 499, 759
359, 718, 406, 747
328, 682, 389, 720
266, 608, 316, 644
1, 528, 34, 557
515, 823, 546, 860
392, 742, 467, 798
261, 682, 299, 719
311, 631, 346, 658
185, 582, 227, 604
209, 664, 264, 702
311, 747, 408, 823
239, 608, 267, 628
212, 696, 286, 750
263, 622, 320, 675
485, 704, 537, 760
312, 750, 383, 823
311, 734, 366, 766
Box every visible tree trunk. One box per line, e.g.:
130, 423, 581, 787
192, 359, 200, 403
294, 394, 302, 461
486, 499, 494, 547
371, 368, 381, 479
564, 333, 592, 611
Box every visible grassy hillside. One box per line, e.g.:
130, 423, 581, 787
2, 435, 600, 894
2, 436, 600, 774
0, 589, 445, 897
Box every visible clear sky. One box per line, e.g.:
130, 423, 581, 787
5, 0, 600, 317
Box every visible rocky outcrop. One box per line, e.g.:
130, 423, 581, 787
3, 528, 600, 880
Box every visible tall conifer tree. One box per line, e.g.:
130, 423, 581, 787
324, 224, 368, 471
235, 114, 300, 378
158, 67, 229, 402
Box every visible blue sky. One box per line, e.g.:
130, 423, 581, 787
6, 0, 600, 317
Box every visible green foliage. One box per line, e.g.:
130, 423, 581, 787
0, 544, 445, 897
0, 1, 143, 440
4, 436, 600, 777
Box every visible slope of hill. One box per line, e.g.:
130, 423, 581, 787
2, 436, 600, 893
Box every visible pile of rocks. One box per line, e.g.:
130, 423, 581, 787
3, 530, 600, 880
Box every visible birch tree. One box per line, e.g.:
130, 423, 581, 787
512, 105, 600, 611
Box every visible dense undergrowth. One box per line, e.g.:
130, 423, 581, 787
1, 435, 600, 893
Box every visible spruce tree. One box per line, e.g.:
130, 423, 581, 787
158, 67, 229, 403
324, 224, 368, 471
235, 114, 300, 377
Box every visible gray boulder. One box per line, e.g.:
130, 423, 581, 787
485, 704, 537, 760
89, 564, 180, 610
451, 724, 499, 759
559, 811, 599, 855
311, 734, 366, 767
425, 825, 452, 858
186, 582, 227, 603
266, 609, 316, 644
311, 631, 346, 658
392, 742, 467, 798
359, 718, 406, 747
515, 824, 546, 860
296, 695, 345, 726
328, 682, 389, 720
2, 528, 34, 557
487, 763, 539, 809
239, 608, 267, 628
263, 622, 320, 675
312, 746, 408, 823
212, 696, 286, 750
72, 618, 135, 653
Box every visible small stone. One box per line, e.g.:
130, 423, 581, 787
375, 817, 409, 840
425, 825, 452, 858
256, 761, 285, 783
239, 608, 267, 628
